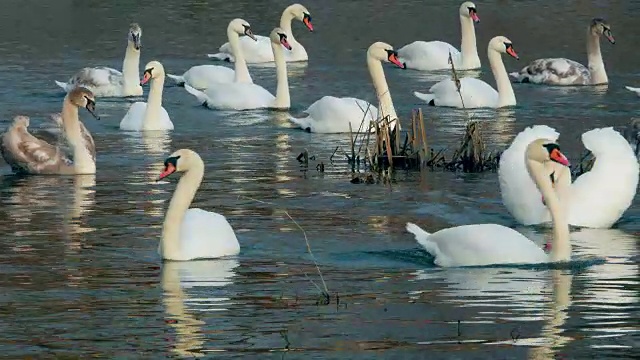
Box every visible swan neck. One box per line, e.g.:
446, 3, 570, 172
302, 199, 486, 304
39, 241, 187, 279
62, 99, 95, 174
527, 160, 571, 262
586, 31, 607, 84
280, 10, 297, 43
122, 42, 141, 92
488, 48, 516, 107
459, 15, 479, 66
143, 75, 165, 130
228, 28, 251, 83
367, 56, 397, 126
161, 160, 204, 260
272, 42, 290, 109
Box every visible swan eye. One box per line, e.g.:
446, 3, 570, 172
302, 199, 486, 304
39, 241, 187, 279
279, 33, 287, 41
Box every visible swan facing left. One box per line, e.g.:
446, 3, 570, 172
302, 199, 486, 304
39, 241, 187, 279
407, 139, 572, 267
157, 149, 240, 261
55, 23, 143, 97
1, 88, 100, 175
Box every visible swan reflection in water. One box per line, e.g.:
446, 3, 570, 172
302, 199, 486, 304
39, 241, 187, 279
162, 259, 239, 357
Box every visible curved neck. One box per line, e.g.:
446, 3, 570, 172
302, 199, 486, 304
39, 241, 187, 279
143, 75, 165, 130
459, 15, 479, 66
122, 42, 141, 91
161, 159, 204, 260
228, 29, 251, 83
527, 160, 571, 262
586, 31, 607, 84
488, 49, 515, 107
280, 10, 297, 44
271, 42, 290, 109
61, 99, 95, 174
367, 56, 398, 126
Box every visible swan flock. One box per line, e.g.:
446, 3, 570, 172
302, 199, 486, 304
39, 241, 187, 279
1, 2, 638, 267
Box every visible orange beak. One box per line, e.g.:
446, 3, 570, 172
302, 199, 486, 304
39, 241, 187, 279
281, 38, 292, 50
158, 163, 176, 180
506, 46, 519, 60
470, 11, 480, 23
549, 149, 570, 167
388, 53, 405, 69
303, 17, 313, 32
140, 72, 152, 86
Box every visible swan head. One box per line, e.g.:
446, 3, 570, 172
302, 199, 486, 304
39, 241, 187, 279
11, 116, 29, 128
526, 139, 570, 167
488, 36, 519, 60
590, 18, 615, 44
287, 4, 313, 31
459, 2, 479, 23
128, 23, 142, 50
367, 42, 406, 69
140, 61, 165, 86
67, 87, 99, 120
158, 149, 201, 180
229, 18, 257, 41
270, 28, 293, 50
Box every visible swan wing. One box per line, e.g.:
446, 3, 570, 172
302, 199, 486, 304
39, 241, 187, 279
178, 208, 240, 259
182, 65, 238, 89
568, 128, 639, 228
499, 125, 559, 225
397, 41, 460, 70
427, 78, 498, 108
290, 96, 377, 133
407, 223, 548, 267
509, 58, 590, 85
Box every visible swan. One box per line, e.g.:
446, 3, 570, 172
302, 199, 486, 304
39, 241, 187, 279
55, 24, 143, 97
184, 28, 291, 111
406, 138, 572, 267
499, 125, 639, 228
398, 1, 480, 71
167, 19, 257, 89
414, 36, 519, 108
207, 3, 313, 63
0, 88, 100, 175
289, 42, 405, 133
509, 18, 615, 85
119, 61, 174, 131
157, 149, 240, 261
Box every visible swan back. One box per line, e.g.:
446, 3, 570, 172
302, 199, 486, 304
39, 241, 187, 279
128, 23, 142, 50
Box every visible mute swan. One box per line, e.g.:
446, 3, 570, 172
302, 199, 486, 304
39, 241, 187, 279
120, 61, 174, 131
184, 28, 292, 111
289, 42, 405, 133
510, 19, 614, 85
398, 1, 480, 71
157, 149, 240, 261
55, 24, 143, 97
499, 125, 639, 228
414, 36, 519, 108
407, 139, 572, 267
167, 19, 257, 89
0, 88, 100, 175
208, 3, 313, 63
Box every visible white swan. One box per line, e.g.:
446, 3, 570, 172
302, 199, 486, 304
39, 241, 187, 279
406, 138, 572, 267
289, 42, 405, 133
1, 88, 99, 175
510, 18, 615, 85
499, 125, 639, 228
414, 36, 519, 108
398, 1, 480, 71
119, 61, 174, 131
207, 4, 313, 63
184, 28, 291, 111
55, 24, 143, 97
167, 19, 257, 89
157, 149, 240, 261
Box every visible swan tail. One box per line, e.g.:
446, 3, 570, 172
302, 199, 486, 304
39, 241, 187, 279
406, 222, 439, 255
207, 53, 232, 62
54, 80, 68, 91
413, 91, 435, 104
167, 74, 185, 86
184, 84, 209, 106
288, 116, 312, 132
625, 86, 640, 95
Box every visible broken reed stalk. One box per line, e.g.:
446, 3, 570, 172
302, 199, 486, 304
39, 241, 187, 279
237, 195, 329, 299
